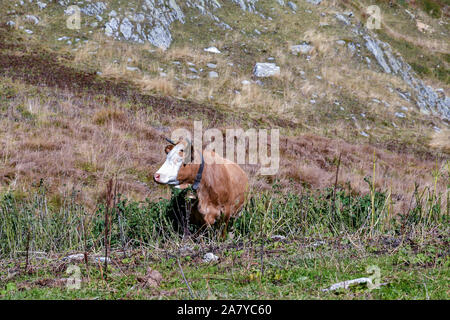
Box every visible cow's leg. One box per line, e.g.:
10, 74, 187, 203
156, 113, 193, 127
222, 215, 230, 240
221, 206, 232, 240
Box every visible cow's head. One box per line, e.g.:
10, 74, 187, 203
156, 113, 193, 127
154, 137, 192, 185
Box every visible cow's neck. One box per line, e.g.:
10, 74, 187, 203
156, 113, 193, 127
177, 153, 205, 189
192, 153, 204, 190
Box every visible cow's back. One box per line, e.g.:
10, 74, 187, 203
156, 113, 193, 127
196, 151, 248, 223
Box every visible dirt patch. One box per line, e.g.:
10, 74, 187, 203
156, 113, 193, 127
0, 26, 225, 124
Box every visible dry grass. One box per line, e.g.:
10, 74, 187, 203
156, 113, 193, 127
137, 75, 176, 96
429, 129, 450, 154
163, 46, 211, 65
1, 77, 447, 212
0, 1, 448, 215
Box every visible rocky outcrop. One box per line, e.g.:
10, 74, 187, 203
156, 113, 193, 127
357, 30, 449, 120
58, 0, 261, 49
51, 1, 448, 119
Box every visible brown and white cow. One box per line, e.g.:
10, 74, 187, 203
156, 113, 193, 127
154, 137, 248, 235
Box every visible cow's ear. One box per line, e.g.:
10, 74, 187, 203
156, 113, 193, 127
165, 145, 174, 154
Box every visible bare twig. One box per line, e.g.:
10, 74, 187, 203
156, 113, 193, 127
81, 213, 90, 283
177, 257, 196, 299
260, 237, 265, 279
332, 153, 342, 217
104, 178, 116, 280
25, 226, 31, 273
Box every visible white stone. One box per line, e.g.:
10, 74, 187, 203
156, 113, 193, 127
253, 63, 280, 77
37, 1, 47, 9
291, 43, 313, 55
203, 252, 219, 263
25, 15, 39, 25
208, 71, 218, 78
287, 1, 297, 11
120, 18, 133, 40
204, 46, 221, 54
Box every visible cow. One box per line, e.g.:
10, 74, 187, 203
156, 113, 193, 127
153, 137, 249, 237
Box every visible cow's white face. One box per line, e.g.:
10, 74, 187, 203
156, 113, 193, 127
154, 143, 185, 185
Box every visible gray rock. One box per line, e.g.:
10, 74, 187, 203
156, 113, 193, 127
105, 17, 119, 36
347, 42, 356, 54
363, 32, 449, 119
335, 13, 350, 25
395, 112, 406, 118
203, 252, 219, 263
287, 1, 297, 11
62, 253, 85, 262
291, 42, 313, 55
204, 46, 221, 54
147, 24, 172, 50
322, 277, 386, 292
208, 71, 219, 78
92, 256, 112, 264
120, 18, 133, 40
276, 0, 285, 5
6, 21, 15, 27
311, 240, 326, 247
360, 131, 370, 137
306, 0, 322, 5
253, 63, 280, 77
80, 2, 106, 16
364, 35, 391, 73
37, 1, 47, 10
206, 63, 217, 68
231, 0, 259, 13
25, 15, 39, 25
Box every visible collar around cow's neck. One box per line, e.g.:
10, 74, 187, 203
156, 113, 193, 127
192, 153, 204, 191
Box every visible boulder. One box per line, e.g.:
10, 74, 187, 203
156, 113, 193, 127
253, 63, 280, 77
291, 43, 313, 55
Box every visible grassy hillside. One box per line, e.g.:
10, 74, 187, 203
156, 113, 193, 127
0, 0, 449, 299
